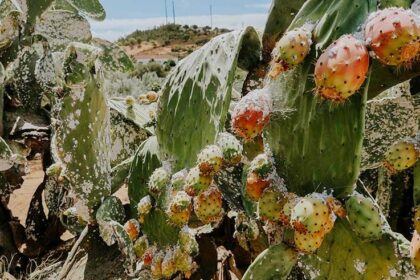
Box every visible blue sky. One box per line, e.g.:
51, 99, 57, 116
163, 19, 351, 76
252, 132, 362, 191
91, 0, 271, 41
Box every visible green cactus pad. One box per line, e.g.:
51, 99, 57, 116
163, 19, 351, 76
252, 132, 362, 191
242, 243, 298, 280
55, 43, 111, 220
34, 9, 92, 51
0, 137, 13, 171
127, 136, 161, 214
96, 196, 125, 246
265, 0, 375, 197
93, 39, 134, 73
300, 220, 415, 279
64, 0, 106, 21
156, 27, 261, 171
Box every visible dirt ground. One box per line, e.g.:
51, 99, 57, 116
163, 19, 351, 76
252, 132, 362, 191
6, 159, 129, 241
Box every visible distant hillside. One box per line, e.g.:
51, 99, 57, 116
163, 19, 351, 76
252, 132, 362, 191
118, 24, 231, 61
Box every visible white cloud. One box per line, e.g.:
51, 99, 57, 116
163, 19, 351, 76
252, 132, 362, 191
90, 13, 268, 41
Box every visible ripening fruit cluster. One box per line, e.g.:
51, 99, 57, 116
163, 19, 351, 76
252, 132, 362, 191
269, 7, 420, 103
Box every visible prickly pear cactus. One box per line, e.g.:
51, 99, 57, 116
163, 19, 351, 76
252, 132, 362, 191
156, 27, 261, 170
54, 43, 111, 220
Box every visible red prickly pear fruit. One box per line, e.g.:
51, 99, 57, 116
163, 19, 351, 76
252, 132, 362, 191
269, 27, 312, 79
193, 187, 223, 223
364, 7, 420, 66
314, 35, 369, 103
124, 219, 140, 241
197, 145, 224, 176
410, 230, 420, 274
246, 171, 271, 201
183, 166, 212, 196
383, 140, 419, 174
143, 246, 156, 266
231, 88, 272, 141
166, 191, 192, 226
294, 229, 326, 253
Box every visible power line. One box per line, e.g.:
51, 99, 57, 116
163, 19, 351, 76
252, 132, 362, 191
172, 0, 176, 24
210, 4, 213, 28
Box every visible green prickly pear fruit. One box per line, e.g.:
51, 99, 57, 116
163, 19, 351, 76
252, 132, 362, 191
179, 228, 199, 256
161, 248, 176, 278
125, 95, 136, 108
314, 35, 369, 103
137, 195, 153, 223
216, 132, 243, 165
410, 230, 420, 274
246, 171, 271, 201
294, 229, 326, 253
249, 153, 273, 177
151, 251, 164, 279
148, 167, 170, 197
166, 191, 192, 226
291, 194, 331, 234
364, 8, 420, 66
183, 166, 212, 196
269, 26, 312, 79
173, 246, 194, 274
383, 141, 419, 173
171, 169, 188, 191
258, 186, 287, 222
326, 196, 347, 218
124, 219, 140, 241
346, 193, 383, 240
197, 145, 223, 176
133, 235, 149, 259
193, 187, 223, 223
231, 88, 272, 141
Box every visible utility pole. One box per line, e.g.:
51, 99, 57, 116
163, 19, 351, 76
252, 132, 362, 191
210, 4, 213, 28
172, 0, 176, 24
165, 0, 168, 24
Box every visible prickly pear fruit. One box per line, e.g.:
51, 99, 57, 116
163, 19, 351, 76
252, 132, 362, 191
291, 194, 331, 234
346, 193, 382, 240
326, 196, 347, 218
197, 145, 223, 176
216, 132, 243, 165
124, 219, 140, 241
174, 246, 195, 273
146, 91, 159, 102
143, 246, 156, 266
171, 169, 188, 191
125, 95, 136, 107
364, 7, 420, 66
193, 187, 223, 223
294, 230, 326, 253
269, 27, 312, 78
162, 249, 176, 278
314, 35, 369, 103
134, 236, 149, 259
258, 186, 287, 222
137, 195, 153, 223
148, 167, 170, 197
231, 88, 272, 141
410, 230, 420, 274
166, 191, 192, 226
249, 153, 273, 177
415, 207, 420, 234
383, 141, 419, 173
280, 193, 300, 226
246, 171, 271, 201
183, 166, 212, 196
151, 251, 164, 279
179, 228, 199, 256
